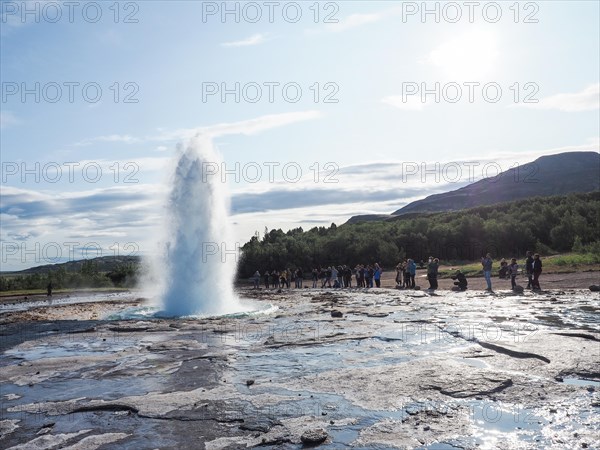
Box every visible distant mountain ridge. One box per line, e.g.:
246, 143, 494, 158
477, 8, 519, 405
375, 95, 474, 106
348, 152, 599, 223
393, 152, 600, 215
1, 255, 140, 275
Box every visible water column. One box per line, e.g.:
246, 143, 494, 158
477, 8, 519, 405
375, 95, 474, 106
160, 136, 239, 316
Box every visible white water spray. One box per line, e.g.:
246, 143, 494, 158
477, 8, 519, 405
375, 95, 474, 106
159, 136, 240, 316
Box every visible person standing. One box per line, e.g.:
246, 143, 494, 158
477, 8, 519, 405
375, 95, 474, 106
532, 254, 543, 290
359, 265, 366, 288
344, 266, 352, 288
252, 271, 260, 289
408, 259, 417, 288
312, 268, 318, 288
323, 267, 332, 288
374, 263, 382, 288
508, 258, 519, 290
525, 251, 534, 289
426, 257, 433, 290
432, 258, 439, 290
427, 257, 439, 291
366, 265, 374, 288
263, 271, 270, 289
330, 266, 339, 288
481, 253, 493, 292
280, 270, 287, 289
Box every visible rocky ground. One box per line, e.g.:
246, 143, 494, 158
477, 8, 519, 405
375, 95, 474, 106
0, 279, 599, 449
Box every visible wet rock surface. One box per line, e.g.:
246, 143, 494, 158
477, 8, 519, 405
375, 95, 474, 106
0, 287, 599, 449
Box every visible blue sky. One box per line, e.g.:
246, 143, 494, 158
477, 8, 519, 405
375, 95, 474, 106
1, 1, 599, 270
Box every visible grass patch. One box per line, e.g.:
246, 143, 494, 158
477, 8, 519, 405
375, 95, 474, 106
438, 253, 600, 279
550, 253, 600, 266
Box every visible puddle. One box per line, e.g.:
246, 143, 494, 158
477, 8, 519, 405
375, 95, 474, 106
560, 377, 600, 388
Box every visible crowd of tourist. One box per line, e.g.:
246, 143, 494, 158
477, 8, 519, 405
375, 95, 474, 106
251, 251, 543, 292
252, 264, 383, 290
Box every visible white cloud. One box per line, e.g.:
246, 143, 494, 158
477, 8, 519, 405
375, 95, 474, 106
221, 33, 269, 47
75, 110, 323, 147
513, 83, 599, 112
0, 111, 22, 129
201, 110, 322, 138
306, 5, 408, 35
74, 134, 142, 146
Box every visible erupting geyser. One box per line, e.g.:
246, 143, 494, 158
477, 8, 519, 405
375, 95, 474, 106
159, 136, 240, 316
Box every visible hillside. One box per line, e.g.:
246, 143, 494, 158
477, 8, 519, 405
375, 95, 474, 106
392, 152, 600, 215
1, 255, 141, 276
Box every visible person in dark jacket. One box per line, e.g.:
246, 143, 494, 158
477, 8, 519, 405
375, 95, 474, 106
366, 265, 374, 288
404, 261, 411, 288
498, 258, 508, 279
296, 268, 303, 288
407, 259, 417, 288
508, 258, 519, 290
322, 267, 332, 288
359, 265, 366, 287
532, 254, 542, 290
451, 270, 468, 291
427, 257, 439, 290
525, 251, 534, 289
374, 263, 382, 288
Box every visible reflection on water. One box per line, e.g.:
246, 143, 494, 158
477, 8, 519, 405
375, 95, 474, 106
2, 288, 598, 449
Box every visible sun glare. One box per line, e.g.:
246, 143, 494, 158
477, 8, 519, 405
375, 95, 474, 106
426, 29, 500, 80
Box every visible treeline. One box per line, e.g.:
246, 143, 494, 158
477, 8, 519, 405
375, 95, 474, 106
238, 192, 600, 277
0, 260, 139, 292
